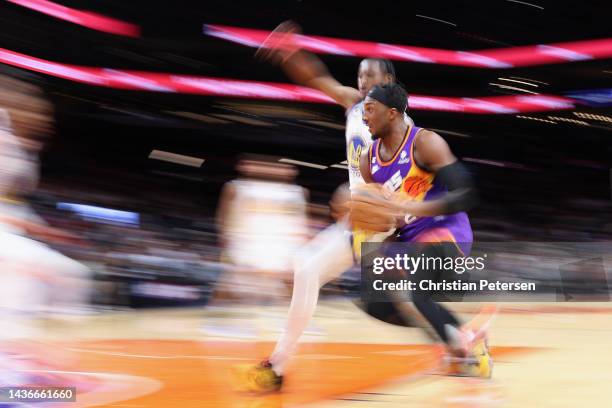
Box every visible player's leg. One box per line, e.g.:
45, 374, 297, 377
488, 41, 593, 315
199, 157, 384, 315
270, 221, 353, 370
237, 221, 354, 392
0, 244, 42, 385
0, 231, 86, 384
407, 238, 492, 377
413, 253, 463, 346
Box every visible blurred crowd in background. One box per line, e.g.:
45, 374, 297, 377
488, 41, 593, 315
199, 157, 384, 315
8, 106, 610, 310
1, 0, 612, 312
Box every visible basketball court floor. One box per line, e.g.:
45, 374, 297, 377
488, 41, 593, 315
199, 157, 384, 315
28, 300, 612, 407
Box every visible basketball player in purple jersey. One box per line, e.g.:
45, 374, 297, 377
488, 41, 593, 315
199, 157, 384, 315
356, 83, 491, 377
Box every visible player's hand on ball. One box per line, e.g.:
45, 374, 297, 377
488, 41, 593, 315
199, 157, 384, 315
348, 184, 400, 232
255, 20, 301, 64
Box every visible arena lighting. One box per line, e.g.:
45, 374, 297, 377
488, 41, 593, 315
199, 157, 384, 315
0, 47, 576, 114
330, 164, 349, 170
463, 157, 535, 170
489, 83, 539, 94
505, 0, 544, 10
57, 202, 140, 225
498, 78, 539, 87
516, 115, 557, 124
149, 150, 205, 167
7, 0, 140, 37
547, 116, 590, 125
462, 157, 508, 168
510, 76, 548, 85
279, 158, 328, 170
574, 112, 612, 122
566, 88, 612, 107
204, 24, 612, 68
415, 15, 457, 27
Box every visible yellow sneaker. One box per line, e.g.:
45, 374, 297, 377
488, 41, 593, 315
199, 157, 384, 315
233, 360, 283, 393
445, 340, 492, 378
471, 340, 493, 378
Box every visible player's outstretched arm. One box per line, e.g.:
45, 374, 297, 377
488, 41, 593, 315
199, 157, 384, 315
398, 130, 479, 217
256, 21, 361, 110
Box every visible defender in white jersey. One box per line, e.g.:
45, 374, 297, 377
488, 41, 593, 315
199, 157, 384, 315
236, 21, 412, 392
216, 157, 308, 302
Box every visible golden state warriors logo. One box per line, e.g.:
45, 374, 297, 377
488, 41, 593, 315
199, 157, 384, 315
348, 136, 366, 176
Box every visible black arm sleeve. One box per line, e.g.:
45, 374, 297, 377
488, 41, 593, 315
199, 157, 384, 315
434, 161, 479, 214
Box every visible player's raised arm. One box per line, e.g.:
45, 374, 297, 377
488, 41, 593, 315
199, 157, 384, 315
256, 21, 362, 110
400, 130, 479, 217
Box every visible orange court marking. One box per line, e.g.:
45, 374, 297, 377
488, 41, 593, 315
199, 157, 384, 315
44, 340, 537, 407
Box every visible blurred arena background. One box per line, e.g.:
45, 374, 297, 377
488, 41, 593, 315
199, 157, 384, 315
0, 0, 611, 406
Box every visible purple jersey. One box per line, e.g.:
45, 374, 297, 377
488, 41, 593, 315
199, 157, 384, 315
368, 125, 473, 255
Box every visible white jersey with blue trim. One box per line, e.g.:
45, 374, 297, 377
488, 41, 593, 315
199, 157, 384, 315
345, 102, 371, 189
345, 101, 413, 189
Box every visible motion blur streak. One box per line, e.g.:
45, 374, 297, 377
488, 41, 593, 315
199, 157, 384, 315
0, 48, 575, 113
204, 24, 612, 68
7, 0, 140, 37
